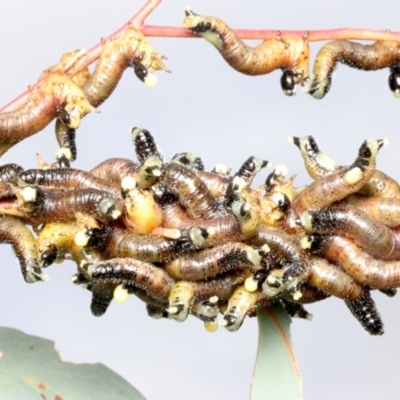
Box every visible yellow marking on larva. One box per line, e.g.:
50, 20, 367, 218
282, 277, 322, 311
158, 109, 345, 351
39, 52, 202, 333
344, 167, 363, 185
114, 284, 129, 303
204, 320, 219, 333
244, 276, 258, 292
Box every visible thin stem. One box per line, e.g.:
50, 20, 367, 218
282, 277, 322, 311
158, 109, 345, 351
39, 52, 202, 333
142, 25, 400, 42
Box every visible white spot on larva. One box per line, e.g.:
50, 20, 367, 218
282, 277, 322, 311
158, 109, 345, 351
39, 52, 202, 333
144, 73, 158, 88
113, 285, 129, 303
300, 236, 312, 249
21, 187, 37, 202
344, 167, 363, 185
74, 230, 89, 247
121, 176, 136, 191
244, 277, 258, 292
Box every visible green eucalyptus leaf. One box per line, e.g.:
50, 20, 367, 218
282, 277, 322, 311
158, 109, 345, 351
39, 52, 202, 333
0, 327, 146, 400
251, 306, 302, 400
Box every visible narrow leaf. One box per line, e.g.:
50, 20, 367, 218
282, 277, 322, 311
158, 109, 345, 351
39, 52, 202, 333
0, 327, 146, 400
251, 306, 302, 400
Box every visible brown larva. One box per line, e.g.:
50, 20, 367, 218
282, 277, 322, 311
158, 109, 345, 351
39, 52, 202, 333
183, 8, 310, 96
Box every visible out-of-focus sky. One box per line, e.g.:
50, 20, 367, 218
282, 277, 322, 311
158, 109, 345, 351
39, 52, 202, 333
0, 1, 399, 399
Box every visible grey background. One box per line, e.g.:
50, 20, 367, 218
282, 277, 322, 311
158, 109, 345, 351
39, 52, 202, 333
0, 1, 399, 399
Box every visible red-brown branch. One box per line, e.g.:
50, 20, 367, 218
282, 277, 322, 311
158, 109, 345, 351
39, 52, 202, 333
2, 0, 400, 113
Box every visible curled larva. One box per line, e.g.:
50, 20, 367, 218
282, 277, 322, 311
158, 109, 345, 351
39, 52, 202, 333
164, 242, 263, 281
0, 216, 44, 282
290, 138, 385, 217
290, 135, 400, 198
183, 8, 310, 96
309, 40, 400, 99
161, 163, 226, 219
298, 207, 400, 260
90, 158, 139, 185
0, 70, 96, 156
303, 234, 400, 289
82, 28, 169, 107
89, 257, 175, 303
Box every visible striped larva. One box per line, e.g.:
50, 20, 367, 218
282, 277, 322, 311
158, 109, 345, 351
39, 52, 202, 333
344, 288, 384, 335
164, 242, 263, 281
167, 271, 245, 322
219, 286, 271, 332
0, 216, 44, 283
290, 135, 400, 198
183, 8, 310, 96
82, 28, 169, 107
161, 163, 226, 219
298, 207, 400, 260
55, 119, 77, 162
0, 58, 96, 156
307, 256, 362, 300
18, 167, 122, 201
250, 225, 311, 295
90, 158, 138, 185
103, 225, 198, 263
130, 127, 163, 164
89, 258, 175, 303
290, 138, 386, 217
303, 234, 400, 289
344, 195, 400, 228
309, 40, 400, 99
17, 186, 123, 225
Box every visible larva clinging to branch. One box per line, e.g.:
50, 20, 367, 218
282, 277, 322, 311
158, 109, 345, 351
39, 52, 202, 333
309, 40, 400, 99
183, 8, 310, 96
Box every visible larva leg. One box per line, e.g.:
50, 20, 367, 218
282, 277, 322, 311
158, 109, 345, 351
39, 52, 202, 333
290, 138, 386, 216
0, 216, 44, 282
344, 288, 384, 335
302, 234, 400, 289
164, 242, 264, 281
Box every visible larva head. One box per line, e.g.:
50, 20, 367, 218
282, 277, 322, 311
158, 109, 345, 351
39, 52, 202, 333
183, 8, 224, 50
280, 71, 296, 96
192, 299, 219, 322
389, 70, 400, 98
39, 246, 58, 268
98, 197, 123, 220
354, 138, 388, 170
146, 304, 169, 319
133, 62, 158, 88
189, 226, 209, 247
309, 76, 331, 99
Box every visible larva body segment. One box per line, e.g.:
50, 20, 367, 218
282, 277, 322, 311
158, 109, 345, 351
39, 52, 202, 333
21, 187, 123, 224
345, 195, 400, 228
172, 152, 205, 172
0, 216, 43, 282
105, 225, 195, 263
299, 207, 400, 260
290, 138, 385, 216
19, 167, 122, 201
183, 9, 310, 95
195, 170, 229, 197
164, 242, 262, 281
90, 257, 175, 302
304, 234, 400, 289
82, 28, 168, 107
310, 40, 400, 99
90, 283, 115, 317
344, 288, 384, 335
161, 163, 225, 219
90, 158, 139, 185
308, 256, 362, 300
